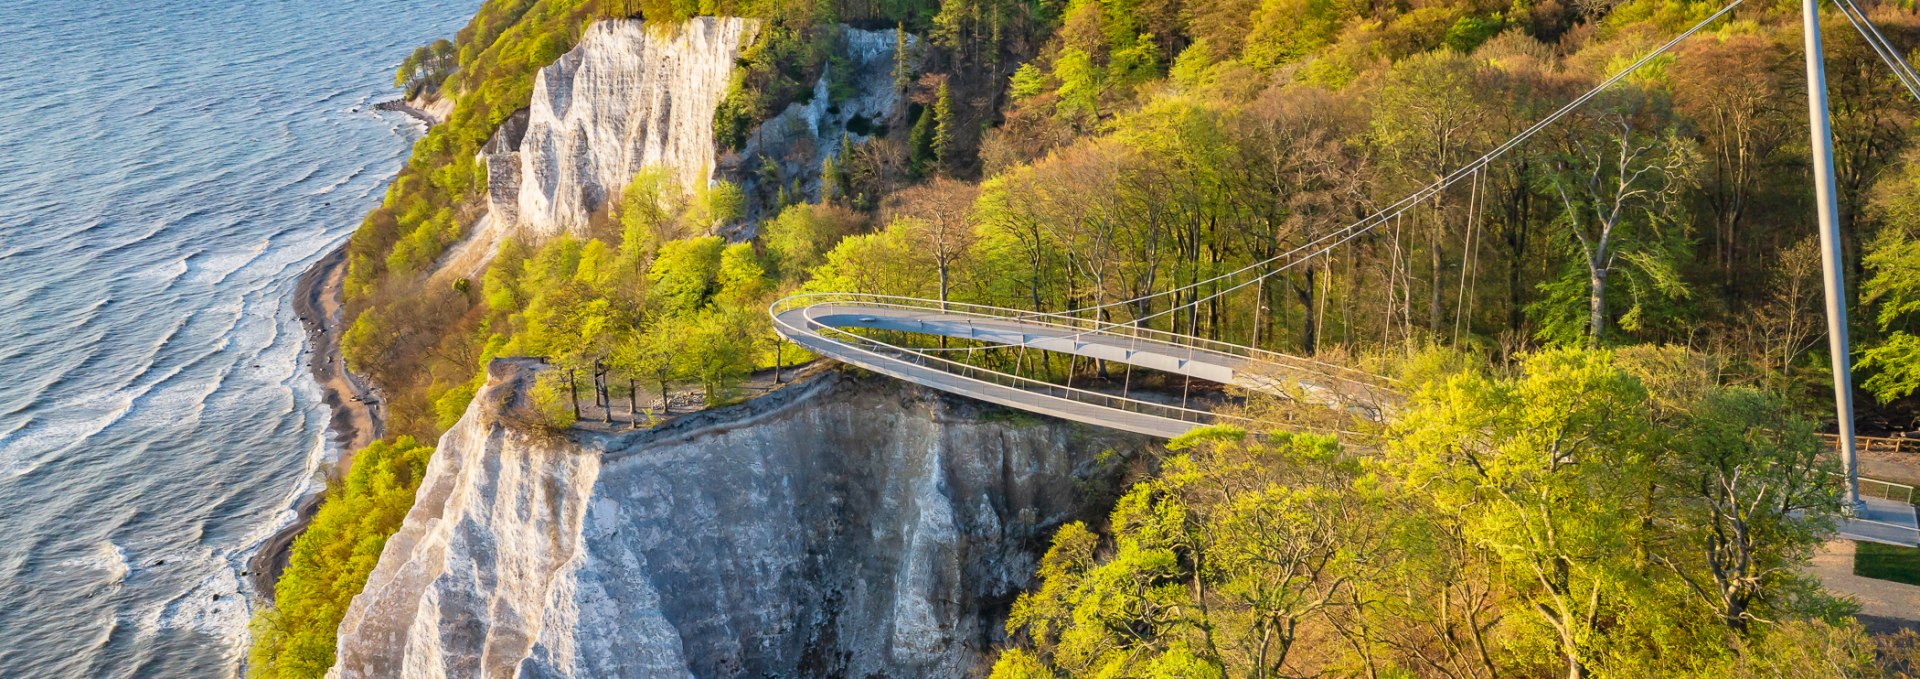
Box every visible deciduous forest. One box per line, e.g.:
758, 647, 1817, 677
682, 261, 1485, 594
249, 0, 1920, 673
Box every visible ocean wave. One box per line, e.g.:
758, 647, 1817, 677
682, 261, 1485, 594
155, 559, 248, 646
183, 240, 267, 287
53, 541, 130, 584
0, 0, 469, 672
306, 162, 371, 197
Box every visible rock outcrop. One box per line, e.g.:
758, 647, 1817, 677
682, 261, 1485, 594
329, 362, 1150, 678
481, 109, 530, 227
513, 18, 759, 238
472, 17, 908, 240
732, 27, 905, 224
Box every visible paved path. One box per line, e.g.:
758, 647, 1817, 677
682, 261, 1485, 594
1806, 540, 1920, 633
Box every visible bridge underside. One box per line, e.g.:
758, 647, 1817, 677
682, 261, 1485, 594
774, 303, 1383, 439
775, 300, 1918, 545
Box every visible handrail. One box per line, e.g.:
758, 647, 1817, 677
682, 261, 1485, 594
783, 303, 1264, 430
770, 293, 1395, 391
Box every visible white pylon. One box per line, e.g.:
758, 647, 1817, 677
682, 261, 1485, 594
1802, 0, 1863, 509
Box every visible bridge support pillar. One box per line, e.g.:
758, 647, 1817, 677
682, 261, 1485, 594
1803, 0, 1862, 510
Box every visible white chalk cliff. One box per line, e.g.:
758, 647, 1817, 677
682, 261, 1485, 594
328, 362, 1147, 678
513, 17, 759, 237
474, 17, 907, 240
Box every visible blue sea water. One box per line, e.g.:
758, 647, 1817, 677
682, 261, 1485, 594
0, 1, 471, 675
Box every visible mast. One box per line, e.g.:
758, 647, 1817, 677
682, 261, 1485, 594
1802, 0, 1862, 509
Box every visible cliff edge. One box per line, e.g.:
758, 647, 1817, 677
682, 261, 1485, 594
329, 361, 1150, 678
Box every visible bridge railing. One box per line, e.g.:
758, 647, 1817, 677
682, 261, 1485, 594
770, 293, 1395, 395
1864, 477, 1918, 506
772, 298, 1267, 432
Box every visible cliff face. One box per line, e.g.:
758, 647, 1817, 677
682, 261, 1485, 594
329, 363, 1149, 678
473, 18, 907, 240
732, 27, 904, 224
513, 18, 759, 237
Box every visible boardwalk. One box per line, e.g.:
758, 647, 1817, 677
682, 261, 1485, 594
771, 294, 1391, 438
771, 293, 1919, 546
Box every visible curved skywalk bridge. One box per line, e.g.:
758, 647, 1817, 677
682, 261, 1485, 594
770, 294, 1395, 438
772, 294, 1919, 546
767, 0, 1920, 543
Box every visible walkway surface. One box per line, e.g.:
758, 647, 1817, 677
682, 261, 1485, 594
772, 297, 1391, 438
773, 295, 1918, 544
1806, 539, 1920, 634
1845, 496, 1920, 547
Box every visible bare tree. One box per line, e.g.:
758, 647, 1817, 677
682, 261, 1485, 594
1543, 92, 1698, 345
887, 177, 982, 309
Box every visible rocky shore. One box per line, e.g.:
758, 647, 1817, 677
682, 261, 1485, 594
372, 93, 449, 126
248, 244, 386, 600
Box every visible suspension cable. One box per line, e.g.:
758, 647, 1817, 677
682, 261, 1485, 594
829, 0, 1754, 360
1010, 0, 1752, 332
1833, 0, 1920, 103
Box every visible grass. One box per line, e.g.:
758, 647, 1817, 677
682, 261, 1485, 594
1854, 540, 1920, 586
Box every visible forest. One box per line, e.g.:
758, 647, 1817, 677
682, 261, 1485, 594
247, 0, 1920, 674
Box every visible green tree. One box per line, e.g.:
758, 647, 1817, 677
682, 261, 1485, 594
687, 179, 745, 231
999, 427, 1385, 678
892, 24, 913, 93
648, 236, 725, 314
248, 437, 435, 679
1391, 348, 1661, 677
764, 202, 865, 277
685, 309, 757, 404
611, 314, 692, 417
1860, 158, 1920, 402
1533, 90, 1699, 346
618, 166, 686, 264
932, 79, 956, 170
715, 242, 771, 309
1009, 63, 1047, 100
1052, 48, 1103, 122
909, 106, 937, 178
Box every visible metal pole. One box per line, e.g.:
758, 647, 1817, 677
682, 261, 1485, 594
1803, 0, 1863, 509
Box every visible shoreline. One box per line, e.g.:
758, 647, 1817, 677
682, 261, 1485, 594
372, 97, 442, 127
248, 244, 386, 600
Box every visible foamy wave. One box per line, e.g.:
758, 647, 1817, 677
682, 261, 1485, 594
184, 239, 271, 287
156, 563, 248, 645
55, 541, 130, 584
306, 163, 369, 197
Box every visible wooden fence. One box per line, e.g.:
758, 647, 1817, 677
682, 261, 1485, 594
1819, 433, 1916, 455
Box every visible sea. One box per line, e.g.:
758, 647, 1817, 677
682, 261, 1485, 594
0, 0, 471, 675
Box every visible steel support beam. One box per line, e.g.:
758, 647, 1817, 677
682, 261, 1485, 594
1803, 0, 1862, 508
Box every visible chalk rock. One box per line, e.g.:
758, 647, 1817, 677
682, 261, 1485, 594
329, 365, 1147, 678
515, 18, 759, 238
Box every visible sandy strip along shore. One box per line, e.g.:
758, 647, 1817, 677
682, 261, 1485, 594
249, 244, 385, 601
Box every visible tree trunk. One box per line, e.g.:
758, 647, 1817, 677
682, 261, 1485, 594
1296, 265, 1320, 356
596, 359, 611, 423
567, 368, 581, 420
1588, 265, 1608, 346
1430, 220, 1445, 335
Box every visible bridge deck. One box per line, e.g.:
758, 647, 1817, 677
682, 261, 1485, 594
773, 302, 1379, 438
773, 299, 1917, 545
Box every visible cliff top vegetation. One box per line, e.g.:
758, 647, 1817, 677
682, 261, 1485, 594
248, 0, 1920, 673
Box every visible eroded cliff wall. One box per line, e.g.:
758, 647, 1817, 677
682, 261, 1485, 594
330, 362, 1149, 678
476, 17, 906, 240
514, 17, 759, 237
